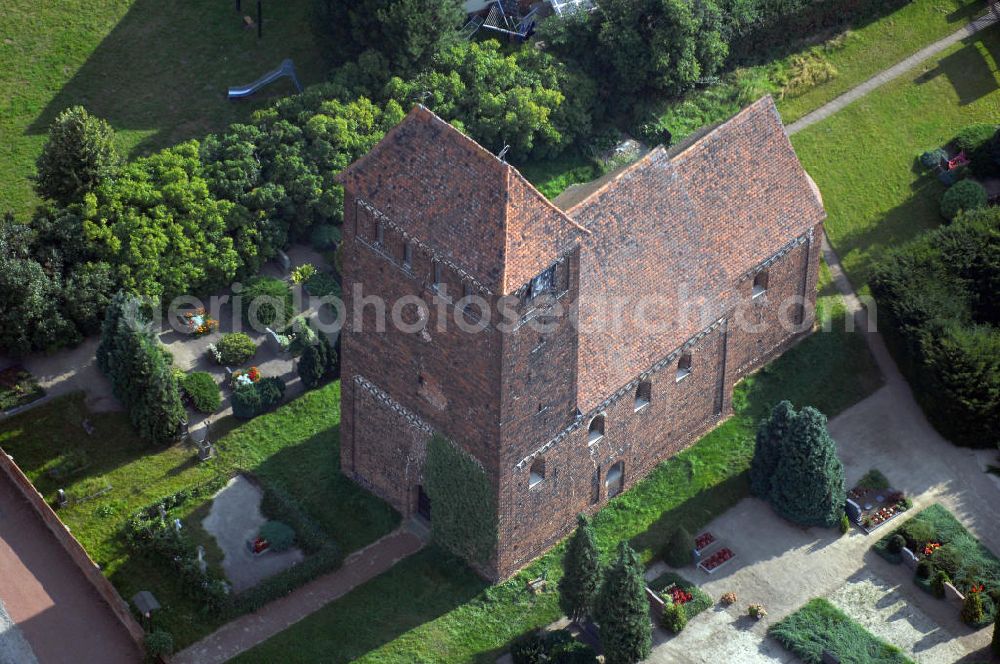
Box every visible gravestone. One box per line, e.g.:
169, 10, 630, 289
277, 250, 291, 274
265, 327, 285, 353
944, 582, 965, 610
56, 488, 68, 508
845, 498, 862, 524
901, 546, 919, 570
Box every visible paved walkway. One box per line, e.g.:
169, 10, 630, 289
172, 523, 426, 664
786, 11, 998, 136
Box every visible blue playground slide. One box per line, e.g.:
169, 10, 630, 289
228, 58, 302, 99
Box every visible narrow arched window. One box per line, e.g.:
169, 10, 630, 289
635, 381, 651, 411
529, 458, 545, 488
588, 414, 605, 443
676, 352, 692, 382
753, 270, 769, 298
606, 461, 624, 498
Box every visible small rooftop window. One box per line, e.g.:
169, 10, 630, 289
753, 270, 769, 298
676, 352, 692, 382
588, 413, 605, 443
635, 381, 651, 411
530, 266, 555, 299
529, 458, 546, 488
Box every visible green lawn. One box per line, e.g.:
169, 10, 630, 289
235, 265, 884, 664
791, 26, 1000, 294
654, 0, 982, 141
0, 0, 333, 218
770, 598, 915, 664
0, 381, 398, 647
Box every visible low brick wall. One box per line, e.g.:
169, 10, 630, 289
0, 449, 146, 649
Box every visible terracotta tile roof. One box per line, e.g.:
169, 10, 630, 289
337, 105, 587, 294
567, 96, 826, 410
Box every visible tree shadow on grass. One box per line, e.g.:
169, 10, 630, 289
26, 0, 334, 158
914, 36, 1000, 107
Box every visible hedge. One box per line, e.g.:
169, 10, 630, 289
232, 377, 286, 420
181, 371, 221, 413
870, 207, 1000, 447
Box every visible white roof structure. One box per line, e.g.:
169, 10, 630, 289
548, 0, 595, 15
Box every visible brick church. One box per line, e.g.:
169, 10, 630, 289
337, 96, 826, 580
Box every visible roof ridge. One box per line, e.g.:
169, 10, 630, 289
564, 95, 780, 215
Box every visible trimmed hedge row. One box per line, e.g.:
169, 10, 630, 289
870, 206, 1000, 448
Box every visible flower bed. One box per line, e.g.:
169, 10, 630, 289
694, 531, 716, 553
183, 308, 219, 337
0, 366, 45, 412
231, 366, 262, 388
698, 547, 735, 574
847, 484, 910, 534
647, 571, 712, 621
873, 504, 1000, 627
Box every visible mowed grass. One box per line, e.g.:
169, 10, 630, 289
0, 0, 332, 218
791, 26, 1000, 294
0, 381, 398, 646
770, 598, 915, 664
235, 265, 884, 664
655, 0, 982, 140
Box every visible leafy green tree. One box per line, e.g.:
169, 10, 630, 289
749, 400, 797, 497
559, 514, 602, 622
321, 0, 464, 74
0, 250, 79, 355
595, 0, 727, 101
768, 406, 846, 528
595, 542, 652, 664
387, 40, 597, 160
35, 106, 119, 205
961, 590, 985, 625
63, 261, 116, 335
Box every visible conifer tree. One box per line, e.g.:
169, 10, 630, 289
595, 542, 651, 664
749, 400, 797, 497
768, 406, 846, 528
558, 514, 602, 622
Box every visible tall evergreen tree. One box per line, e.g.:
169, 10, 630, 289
559, 514, 602, 622
297, 341, 326, 389
750, 400, 797, 497
768, 406, 846, 528
594, 542, 651, 664
97, 292, 185, 443
34, 106, 119, 205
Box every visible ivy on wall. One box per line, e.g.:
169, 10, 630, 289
424, 434, 497, 567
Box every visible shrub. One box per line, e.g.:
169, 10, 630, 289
919, 148, 947, 170
297, 330, 337, 389
662, 600, 687, 633
663, 526, 694, 567
954, 124, 996, 154
748, 603, 767, 619
931, 570, 951, 598
899, 519, 936, 551
510, 629, 597, 664
916, 559, 934, 580
993, 614, 1000, 656
310, 224, 341, 250
259, 521, 296, 552
721, 592, 737, 605
291, 263, 317, 284
145, 630, 174, 658
856, 468, 890, 490
232, 377, 286, 419
34, 106, 119, 205
940, 179, 987, 222
962, 590, 985, 625
840, 514, 851, 535
181, 372, 221, 413
215, 332, 256, 366
304, 271, 341, 298
888, 534, 906, 554
241, 276, 294, 329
